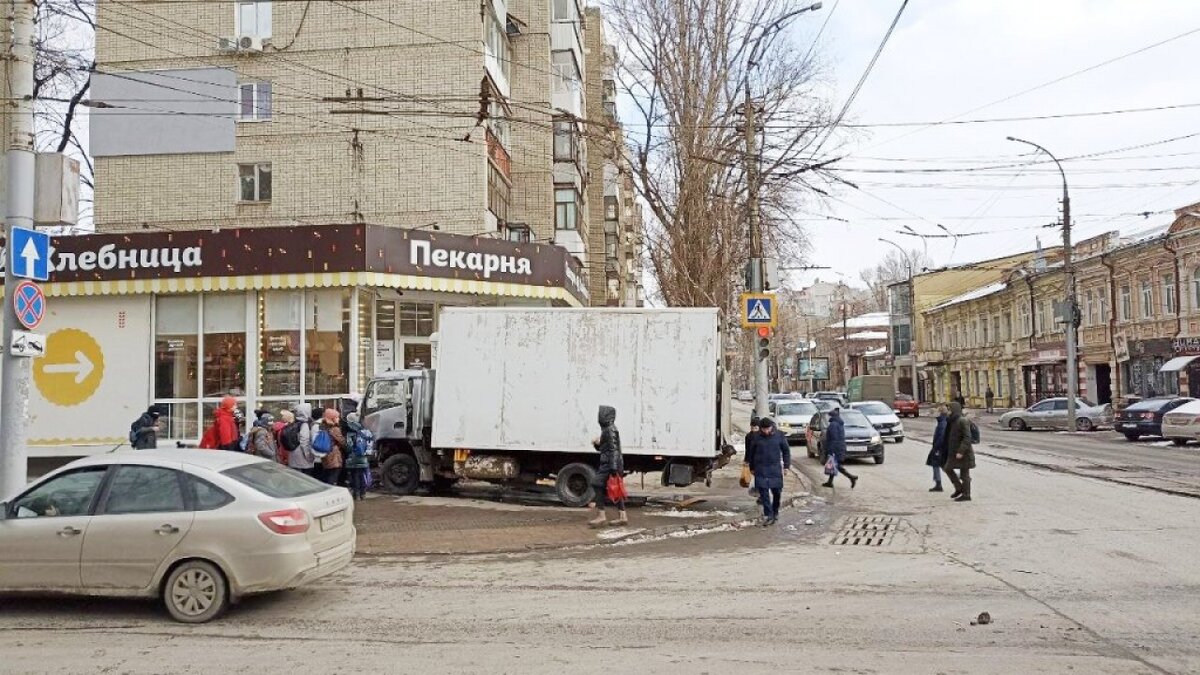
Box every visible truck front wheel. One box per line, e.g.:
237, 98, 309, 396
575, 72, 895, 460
381, 453, 420, 495
556, 463, 598, 508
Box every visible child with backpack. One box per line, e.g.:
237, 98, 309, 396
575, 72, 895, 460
314, 408, 348, 485
343, 413, 374, 500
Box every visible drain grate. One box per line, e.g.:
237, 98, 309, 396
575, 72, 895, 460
831, 515, 900, 546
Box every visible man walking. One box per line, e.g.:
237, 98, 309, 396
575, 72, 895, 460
944, 402, 977, 502
985, 386, 995, 414
925, 404, 949, 492
745, 417, 789, 526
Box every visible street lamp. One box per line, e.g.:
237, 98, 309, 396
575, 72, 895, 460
880, 238, 920, 401
745, 1, 822, 419
1006, 136, 1077, 431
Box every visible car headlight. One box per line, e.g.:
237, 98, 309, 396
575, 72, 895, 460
871, 434, 882, 445
895, 422, 904, 431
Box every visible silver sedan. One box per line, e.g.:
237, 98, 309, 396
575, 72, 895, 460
0, 450, 355, 623
999, 397, 1114, 432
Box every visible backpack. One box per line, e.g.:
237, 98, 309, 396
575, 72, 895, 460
279, 421, 303, 452
969, 420, 981, 444
350, 426, 374, 458
312, 427, 333, 456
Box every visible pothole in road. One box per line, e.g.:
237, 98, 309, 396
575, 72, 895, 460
831, 515, 901, 546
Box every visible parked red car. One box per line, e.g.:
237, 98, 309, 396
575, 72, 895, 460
893, 393, 920, 418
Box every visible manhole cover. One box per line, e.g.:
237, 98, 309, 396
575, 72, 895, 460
831, 515, 900, 546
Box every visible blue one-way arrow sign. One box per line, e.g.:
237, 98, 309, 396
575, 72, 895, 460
9, 227, 49, 281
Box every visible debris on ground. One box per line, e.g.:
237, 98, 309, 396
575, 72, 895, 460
972, 611, 993, 626
805, 518, 815, 525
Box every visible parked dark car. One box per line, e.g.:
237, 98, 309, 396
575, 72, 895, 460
1114, 397, 1195, 441
805, 409, 885, 464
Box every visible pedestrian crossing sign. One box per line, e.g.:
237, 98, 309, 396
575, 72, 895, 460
740, 293, 776, 329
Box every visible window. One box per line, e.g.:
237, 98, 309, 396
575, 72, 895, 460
1029, 400, 1054, 412
238, 163, 271, 202
1084, 290, 1095, 327
1003, 312, 1012, 340
238, 81, 271, 122
1120, 285, 1131, 321
1036, 300, 1049, 335
981, 318, 989, 345
12, 468, 107, 518
203, 294, 247, 397
223, 462, 327, 499
1193, 268, 1200, 312
305, 290, 350, 396
1100, 292, 1109, 322
1019, 303, 1032, 337
260, 291, 302, 397
553, 120, 578, 162
155, 296, 199, 401
101, 466, 186, 515
1164, 273, 1177, 315
188, 476, 234, 511
398, 302, 434, 337
1141, 280, 1153, 318
991, 315, 1000, 344
552, 0, 579, 22
892, 324, 911, 356
551, 50, 581, 92
484, 8, 511, 82
555, 187, 580, 231
236, 0, 272, 38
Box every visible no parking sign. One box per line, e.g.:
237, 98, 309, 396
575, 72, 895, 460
12, 280, 46, 330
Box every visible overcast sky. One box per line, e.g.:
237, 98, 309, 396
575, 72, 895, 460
784, 0, 1200, 291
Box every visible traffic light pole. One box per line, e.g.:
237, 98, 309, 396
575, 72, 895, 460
0, 0, 37, 496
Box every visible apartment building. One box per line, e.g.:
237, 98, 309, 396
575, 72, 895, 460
19, 1, 643, 453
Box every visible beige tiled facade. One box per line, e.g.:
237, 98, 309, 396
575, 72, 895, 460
93, 0, 642, 305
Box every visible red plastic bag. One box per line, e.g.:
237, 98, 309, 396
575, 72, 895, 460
606, 474, 627, 502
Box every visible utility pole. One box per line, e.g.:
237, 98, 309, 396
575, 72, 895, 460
1008, 136, 1077, 431
744, 77, 768, 419
0, 0, 37, 495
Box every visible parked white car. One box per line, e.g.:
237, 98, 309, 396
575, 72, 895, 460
1160, 399, 1200, 445
850, 401, 905, 443
772, 399, 819, 445
0, 450, 355, 623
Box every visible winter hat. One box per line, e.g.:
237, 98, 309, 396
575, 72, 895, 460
279, 409, 295, 424
829, 407, 841, 417
750, 416, 760, 428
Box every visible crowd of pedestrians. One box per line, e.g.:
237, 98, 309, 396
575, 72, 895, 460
131, 398, 374, 499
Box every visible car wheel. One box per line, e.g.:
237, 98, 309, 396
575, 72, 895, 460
874, 453, 885, 465
1123, 432, 1141, 442
555, 462, 598, 508
163, 560, 229, 624
1075, 417, 1093, 432
380, 453, 420, 495
1171, 438, 1189, 446
1009, 418, 1027, 432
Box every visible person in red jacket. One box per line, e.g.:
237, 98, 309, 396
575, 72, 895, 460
199, 396, 240, 451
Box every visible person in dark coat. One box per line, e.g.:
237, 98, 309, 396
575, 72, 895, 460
925, 404, 950, 492
130, 405, 164, 449
820, 408, 859, 489
588, 405, 627, 527
944, 402, 977, 502
984, 387, 995, 413
747, 417, 790, 526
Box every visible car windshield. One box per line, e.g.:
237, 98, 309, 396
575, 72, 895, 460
839, 410, 871, 428
896, 394, 913, 402
777, 401, 816, 417
223, 462, 328, 499
855, 402, 893, 416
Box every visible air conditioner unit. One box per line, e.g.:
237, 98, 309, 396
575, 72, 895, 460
238, 35, 265, 52
218, 37, 238, 52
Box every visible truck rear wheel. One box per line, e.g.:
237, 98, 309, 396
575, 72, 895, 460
555, 463, 597, 508
381, 453, 420, 495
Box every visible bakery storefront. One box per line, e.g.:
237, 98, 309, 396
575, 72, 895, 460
4, 224, 589, 454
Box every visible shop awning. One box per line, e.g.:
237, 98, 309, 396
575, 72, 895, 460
1159, 355, 1200, 372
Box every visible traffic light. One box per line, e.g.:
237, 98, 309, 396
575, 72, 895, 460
757, 327, 770, 361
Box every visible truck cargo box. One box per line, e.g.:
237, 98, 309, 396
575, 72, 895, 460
430, 308, 721, 459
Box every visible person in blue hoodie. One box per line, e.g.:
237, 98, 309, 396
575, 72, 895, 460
925, 404, 950, 492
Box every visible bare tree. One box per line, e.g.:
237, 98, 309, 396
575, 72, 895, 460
859, 248, 933, 312
604, 0, 838, 314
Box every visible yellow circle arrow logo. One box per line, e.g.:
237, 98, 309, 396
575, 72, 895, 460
33, 328, 105, 407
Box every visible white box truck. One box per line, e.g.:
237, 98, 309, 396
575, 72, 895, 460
360, 307, 734, 506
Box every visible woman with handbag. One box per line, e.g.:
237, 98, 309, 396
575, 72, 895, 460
821, 408, 858, 489
587, 405, 628, 528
